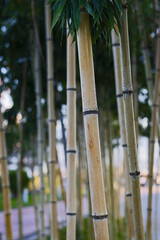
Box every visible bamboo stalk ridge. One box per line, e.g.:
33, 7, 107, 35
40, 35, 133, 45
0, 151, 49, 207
77, 12, 109, 240
120, 2, 145, 239
111, 28, 134, 239
0, 108, 13, 240
146, 35, 160, 240
45, 2, 59, 240
34, 42, 46, 240
66, 29, 77, 240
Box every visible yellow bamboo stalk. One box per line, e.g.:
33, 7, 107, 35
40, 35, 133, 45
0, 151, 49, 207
111, 28, 134, 239
120, 2, 145, 239
34, 42, 46, 240
45, 2, 59, 240
77, 12, 109, 240
146, 36, 160, 240
66, 30, 77, 240
0, 108, 13, 240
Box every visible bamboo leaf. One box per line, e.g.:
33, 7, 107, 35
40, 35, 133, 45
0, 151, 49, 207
51, 0, 67, 30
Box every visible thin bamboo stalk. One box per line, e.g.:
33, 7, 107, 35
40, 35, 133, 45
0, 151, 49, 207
0, 108, 13, 240
34, 41, 46, 240
111, 28, 134, 239
45, 2, 59, 240
77, 12, 110, 240
146, 36, 160, 240
132, 46, 139, 141
17, 60, 27, 240
106, 111, 116, 238
66, 30, 77, 240
120, 2, 145, 239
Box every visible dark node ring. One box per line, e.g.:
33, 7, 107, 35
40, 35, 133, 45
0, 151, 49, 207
66, 212, 76, 216
5, 212, 11, 216
122, 144, 127, 148
46, 37, 53, 41
123, 90, 133, 95
50, 200, 57, 204
112, 43, 120, 47
146, 77, 152, 81
49, 160, 57, 164
83, 110, 98, 116
48, 119, 56, 123
152, 104, 158, 108
92, 214, 108, 220
130, 171, 140, 177
66, 150, 76, 154
47, 77, 54, 81
126, 193, 132, 197
150, 140, 155, 144
148, 175, 153, 178
116, 93, 123, 98
0, 128, 5, 131
40, 186, 45, 190
66, 88, 76, 91
147, 208, 152, 211
0, 156, 6, 160
155, 68, 160, 72
2, 185, 10, 188
40, 210, 44, 214
38, 163, 43, 167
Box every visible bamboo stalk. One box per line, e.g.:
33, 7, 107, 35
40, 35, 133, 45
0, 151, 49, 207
66, 30, 77, 240
34, 41, 46, 240
120, 2, 145, 239
45, 2, 59, 240
111, 28, 134, 239
17, 60, 27, 240
146, 35, 160, 240
77, 12, 110, 240
106, 111, 116, 238
0, 108, 13, 240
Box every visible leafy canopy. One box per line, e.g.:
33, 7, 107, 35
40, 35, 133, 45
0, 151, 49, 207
49, 0, 124, 42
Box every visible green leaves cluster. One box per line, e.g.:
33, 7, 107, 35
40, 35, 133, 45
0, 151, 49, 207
49, 0, 124, 42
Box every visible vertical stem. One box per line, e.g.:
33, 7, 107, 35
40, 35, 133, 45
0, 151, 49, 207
66, 30, 77, 240
34, 41, 46, 240
45, 2, 59, 240
146, 36, 160, 240
17, 60, 27, 240
0, 109, 13, 240
77, 12, 110, 240
111, 28, 134, 239
120, 2, 145, 239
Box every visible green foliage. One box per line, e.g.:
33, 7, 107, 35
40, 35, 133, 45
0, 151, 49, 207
50, 0, 124, 43
9, 170, 30, 196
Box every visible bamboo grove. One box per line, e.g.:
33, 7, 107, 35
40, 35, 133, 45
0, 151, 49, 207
1, 0, 160, 240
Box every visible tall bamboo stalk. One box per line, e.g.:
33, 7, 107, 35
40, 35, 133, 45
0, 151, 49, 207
0, 108, 13, 240
146, 35, 160, 240
17, 60, 27, 240
111, 28, 134, 239
66, 30, 77, 240
45, 2, 59, 240
77, 11, 110, 240
106, 111, 116, 238
34, 41, 46, 240
120, 2, 145, 239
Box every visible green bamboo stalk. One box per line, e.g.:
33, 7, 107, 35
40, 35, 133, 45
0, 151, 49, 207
45, 2, 59, 240
0, 108, 13, 240
17, 60, 27, 240
77, 11, 110, 240
34, 41, 46, 240
111, 27, 134, 239
120, 2, 145, 239
66, 30, 77, 240
146, 36, 160, 240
